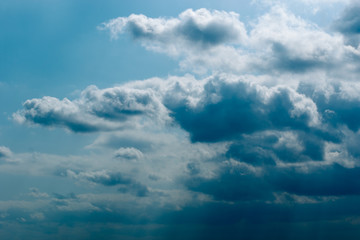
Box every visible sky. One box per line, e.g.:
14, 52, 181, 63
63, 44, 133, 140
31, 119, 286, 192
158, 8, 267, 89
1, 0, 360, 239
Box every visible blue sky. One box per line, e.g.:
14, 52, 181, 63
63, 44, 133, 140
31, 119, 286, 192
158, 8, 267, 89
1, 0, 360, 239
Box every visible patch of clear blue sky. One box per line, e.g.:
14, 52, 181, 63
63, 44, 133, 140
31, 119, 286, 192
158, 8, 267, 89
0, 0, 344, 154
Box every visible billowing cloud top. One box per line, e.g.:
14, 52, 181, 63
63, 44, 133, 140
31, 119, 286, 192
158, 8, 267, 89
14, 75, 323, 137
13, 85, 169, 132
100, 8, 247, 52
100, 7, 360, 75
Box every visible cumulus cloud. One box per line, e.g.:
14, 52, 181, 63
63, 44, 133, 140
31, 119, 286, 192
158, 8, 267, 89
100, 8, 247, 53
162, 75, 320, 142
99, 8, 250, 74
100, 7, 360, 75
14, 74, 322, 139
13, 85, 169, 133
298, 81, 360, 132
114, 147, 143, 160
13, 62, 360, 206
248, 6, 354, 74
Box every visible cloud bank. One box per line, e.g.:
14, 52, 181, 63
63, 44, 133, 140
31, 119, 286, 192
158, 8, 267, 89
8, 4, 360, 240
101, 6, 360, 75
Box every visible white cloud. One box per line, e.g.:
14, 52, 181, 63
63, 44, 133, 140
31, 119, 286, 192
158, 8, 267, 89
13, 85, 170, 133
101, 7, 360, 76
100, 8, 247, 53
100, 8, 249, 74
114, 147, 143, 160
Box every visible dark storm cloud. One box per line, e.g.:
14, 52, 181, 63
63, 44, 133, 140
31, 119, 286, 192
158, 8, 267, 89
270, 164, 360, 196
167, 76, 319, 142
5, 196, 360, 240
186, 166, 273, 202
155, 194, 360, 240
298, 82, 360, 132
186, 162, 360, 202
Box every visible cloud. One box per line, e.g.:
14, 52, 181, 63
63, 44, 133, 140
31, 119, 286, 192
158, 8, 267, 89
186, 154, 360, 203
226, 130, 328, 166
270, 164, 360, 196
333, 2, 360, 35
186, 160, 272, 202
100, 8, 250, 74
117, 182, 149, 197
333, 2, 360, 46
164, 75, 320, 142
297, 0, 350, 5
68, 170, 150, 197
28, 188, 49, 199
13, 85, 169, 133
15, 74, 323, 141
298, 81, 360, 132
248, 6, 350, 73
76, 170, 133, 186
113, 147, 143, 160
0, 146, 13, 163
100, 7, 360, 75
100, 8, 247, 53
0, 146, 12, 159
9, 6, 360, 239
